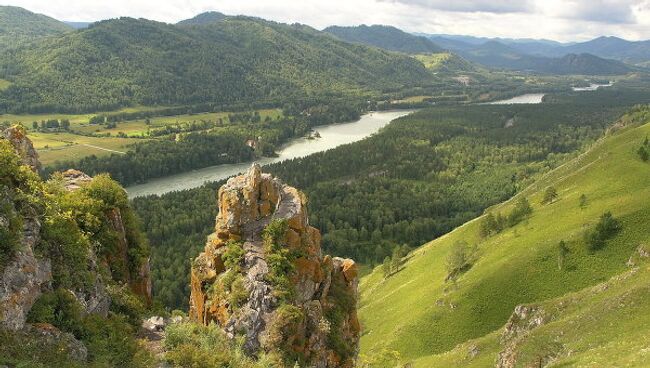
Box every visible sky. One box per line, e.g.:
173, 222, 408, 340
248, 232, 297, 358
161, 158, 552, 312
3, 0, 650, 42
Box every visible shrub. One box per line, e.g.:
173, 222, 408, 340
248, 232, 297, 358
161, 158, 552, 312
584, 211, 622, 251
541, 186, 558, 204
264, 304, 305, 365
262, 219, 296, 302
27, 288, 85, 338
164, 322, 265, 368
445, 240, 478, 281
508, 197, 533, 226
106, 285, 146, 328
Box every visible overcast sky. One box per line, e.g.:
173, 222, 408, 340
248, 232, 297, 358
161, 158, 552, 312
3, 0, 650, 42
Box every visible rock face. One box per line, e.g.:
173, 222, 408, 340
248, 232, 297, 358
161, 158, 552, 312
496, 305, 547, 368
0, 216, 52, 330
60, 169, 153, 306
0, 127, 51, 330
1, 125, 41, 172
189, 164, 359, 367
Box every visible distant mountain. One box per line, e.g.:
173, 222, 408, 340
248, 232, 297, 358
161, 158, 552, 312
555, 36, 650, 65
64, 21, 92, 29
177, 11, 228, 25
324, 25, 443, 54
425, 33, 650, 66
0, 6, 72, 50
0, 16, 432, 113
425, 37, 631, 75
535, 53, 631, 75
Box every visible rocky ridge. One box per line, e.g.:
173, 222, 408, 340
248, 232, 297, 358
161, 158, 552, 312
0, 126, 51, 330
189, 164, 360, 367
0, 126, 152, 330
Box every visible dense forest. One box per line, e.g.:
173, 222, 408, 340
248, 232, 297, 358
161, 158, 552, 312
324, 25, 443, 54
132, 87, 650, 309
0, 16, 431, 113
0, 6, 71, 51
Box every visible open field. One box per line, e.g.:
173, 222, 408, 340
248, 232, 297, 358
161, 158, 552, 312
0, 105, 172, 128
359, 116, 650, 366
72, 108, 283, 136
29, 132, 143, 165
7, 108, 283, 165
0, 79, 10, 91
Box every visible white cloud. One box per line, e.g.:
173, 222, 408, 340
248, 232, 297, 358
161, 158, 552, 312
377, 0, 533, 14
1, 0, 649, 41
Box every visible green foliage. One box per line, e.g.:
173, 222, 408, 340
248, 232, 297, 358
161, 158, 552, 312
508, 197, 533, 226
324, 25, 442, 54
212, 240, 249, 312
39, 172, 149, 290
445, 240, 478, 281
381, 256, 392, 279
557, 240, 570, 270
264, 304, 306, 365
584, 211, 622, 251
222, 240, 245, 270
0, 137, 43, 271
324, 274, 357, 361
79, 314, 154, 368
541, 186, 558, 204
132, 89, 650, 310
479, 197, 532, 238
25, 288, 153, 367
579, 193, 588, 209
262, 219, 296, 302
106, 285, 146, 328
638, 145, 649, 161
0, 17, 430, 114
358, 112, 650, 363
0, 6, 71, 52
164, 322, 277, 368
27, 288, 85, 338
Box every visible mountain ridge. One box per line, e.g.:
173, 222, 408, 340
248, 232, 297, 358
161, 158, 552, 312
324, 24, 443, 54
0, 16, 432, 113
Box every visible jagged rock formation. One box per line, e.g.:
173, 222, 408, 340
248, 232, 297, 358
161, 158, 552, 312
190, 164, 360, 367
0, 127, 151, 332
496, 305, 548, 368
1, 125, 41, 172
60, 169, 153, 306
0, 126, 51, 330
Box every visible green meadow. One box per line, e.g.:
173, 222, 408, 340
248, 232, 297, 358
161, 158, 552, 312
359, 113, 650, 366
3, 108, 283, 165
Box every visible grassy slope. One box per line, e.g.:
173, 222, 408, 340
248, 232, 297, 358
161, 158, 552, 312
359, 116, 650, 365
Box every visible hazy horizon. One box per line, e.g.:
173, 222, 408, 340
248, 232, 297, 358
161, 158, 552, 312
1, 0, 649, 43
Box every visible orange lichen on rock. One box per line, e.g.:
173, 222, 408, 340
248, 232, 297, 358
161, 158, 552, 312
189, 164, 359, 367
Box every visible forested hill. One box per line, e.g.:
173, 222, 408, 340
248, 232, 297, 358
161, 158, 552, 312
0, 6, 72, 50
324, 25, 443, 54
177, 11, 229, 25
0, 16, 432, 113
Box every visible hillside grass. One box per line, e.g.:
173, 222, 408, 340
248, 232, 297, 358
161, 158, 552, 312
359, 118, 650, 365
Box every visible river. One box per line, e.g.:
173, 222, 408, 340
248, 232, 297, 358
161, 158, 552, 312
571, 82, 613, 91
487, 93, 547, 105
126, 110, 414, 198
